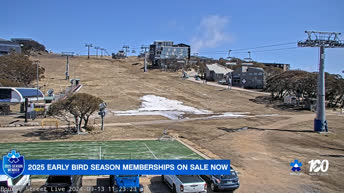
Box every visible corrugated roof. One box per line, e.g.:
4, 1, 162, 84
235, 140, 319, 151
206, 63, 233, 74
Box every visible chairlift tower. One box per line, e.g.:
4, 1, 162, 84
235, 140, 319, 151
61, 52, 74, 80
298, 31, 344, 132
123, 45, 130, 57
94, 46, 100, 57
100, 48, 105, 57
140, 45, 149, 72
141, 45, 149, 53
85, 43, 92, 59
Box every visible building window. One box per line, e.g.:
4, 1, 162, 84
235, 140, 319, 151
254, 73, 257, 76
258, 72, 263, 75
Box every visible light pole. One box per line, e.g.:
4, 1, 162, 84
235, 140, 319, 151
98, 102, 107, 131
34, 60, 40, 101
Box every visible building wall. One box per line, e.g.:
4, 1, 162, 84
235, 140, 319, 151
149, 41, 190, 66
0, 44, 21, 55
262, 63, 290, 71
232, 67, 265, 89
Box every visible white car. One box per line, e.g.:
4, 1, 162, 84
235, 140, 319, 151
162, 175, 207, 193
0, 175, 31, 193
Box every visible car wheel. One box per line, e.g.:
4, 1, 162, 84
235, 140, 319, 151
172, 184, 177, 193
210, 182, 218, 192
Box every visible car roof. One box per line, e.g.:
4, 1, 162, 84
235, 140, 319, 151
0, 175, 9, 181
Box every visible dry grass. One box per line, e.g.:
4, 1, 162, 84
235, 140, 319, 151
1, 53, 343, 193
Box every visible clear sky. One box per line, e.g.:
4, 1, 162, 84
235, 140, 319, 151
2, 0, 344, 74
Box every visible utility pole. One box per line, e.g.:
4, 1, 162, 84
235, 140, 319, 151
61, 52, 74, 80
85, 43, 92, 59
298, 31, 344, 132
34, 60, 40, 101
94, 46, 100, 57
123, 45, 129, 57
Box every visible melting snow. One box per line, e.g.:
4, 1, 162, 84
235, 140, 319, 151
113, 95, 212, 120
113, 95, 277, 120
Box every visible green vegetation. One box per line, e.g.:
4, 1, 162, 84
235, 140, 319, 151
0, 53, 45, 87
12, 39, 46, 54
48, 93, 103, 132
265, 70, 344, 107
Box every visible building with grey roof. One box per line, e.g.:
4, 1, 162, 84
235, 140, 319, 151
205, 63, 233, 81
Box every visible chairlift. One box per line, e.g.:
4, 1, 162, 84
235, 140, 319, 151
227, 49, 233, 59
244, 51, 252, 61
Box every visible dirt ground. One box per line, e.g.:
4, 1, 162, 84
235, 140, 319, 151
1, 53, 344, 193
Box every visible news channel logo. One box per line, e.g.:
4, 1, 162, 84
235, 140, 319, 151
2, 150, 25, 178
289, 159, 329, 176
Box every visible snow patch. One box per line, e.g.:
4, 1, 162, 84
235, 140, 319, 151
113, 95, 211, 120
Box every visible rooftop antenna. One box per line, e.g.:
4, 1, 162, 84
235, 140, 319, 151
298, 30, 344, 132
94, 46, 100, 57
61, 52, 74, 80
85, 43, 92, 59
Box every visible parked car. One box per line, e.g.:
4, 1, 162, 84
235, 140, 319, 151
162, 175, 207, 193
44, 175, 82, 193
109, 175, 143, 193
0, 175, 31, 193
201, 168, 239, 192
218, 79, 228, 85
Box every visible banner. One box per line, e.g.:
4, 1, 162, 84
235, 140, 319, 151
1, 159, 231, 175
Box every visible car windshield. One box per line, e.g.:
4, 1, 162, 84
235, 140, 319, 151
47, 176, 71, 184
215, 172, 237, 179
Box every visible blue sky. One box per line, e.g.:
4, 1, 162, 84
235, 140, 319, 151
2, 0, 344, 74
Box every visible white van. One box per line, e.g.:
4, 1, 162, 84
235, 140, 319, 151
0, 175, 31, 193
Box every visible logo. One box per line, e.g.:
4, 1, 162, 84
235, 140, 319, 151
2, 150, 25, 178
308, 159, 329, 175
290, 160, 302, 172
